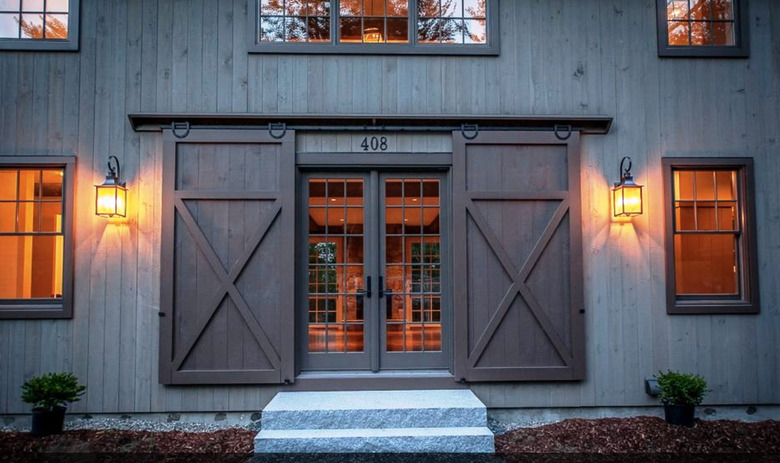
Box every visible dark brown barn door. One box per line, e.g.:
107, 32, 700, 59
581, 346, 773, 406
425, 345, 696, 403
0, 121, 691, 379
452, 131, 585, 382
159, 130, 295, 385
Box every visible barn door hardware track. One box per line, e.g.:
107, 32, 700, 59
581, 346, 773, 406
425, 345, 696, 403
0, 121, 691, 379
131, 114, 613, 135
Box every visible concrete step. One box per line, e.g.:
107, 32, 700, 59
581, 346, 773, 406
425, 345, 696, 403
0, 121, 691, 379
260, 390, 487, 430
254, 426, 495, 453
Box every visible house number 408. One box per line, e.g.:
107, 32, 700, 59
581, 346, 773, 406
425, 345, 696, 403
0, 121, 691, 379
361, 136, 388, 152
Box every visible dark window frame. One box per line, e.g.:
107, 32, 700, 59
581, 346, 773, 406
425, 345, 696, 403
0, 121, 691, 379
656, 0, 749, 58
0, 156, 75, 319
663, 157, 759, 315
0, 0, 79, 51
248, 0, 500, 55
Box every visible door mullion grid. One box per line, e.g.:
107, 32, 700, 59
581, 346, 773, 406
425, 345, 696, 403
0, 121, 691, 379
400, 179, 407, 353
323, 182, 330, 352
340, 181, 347, 353
370, 170, 380, 372
418, 179, 425, 353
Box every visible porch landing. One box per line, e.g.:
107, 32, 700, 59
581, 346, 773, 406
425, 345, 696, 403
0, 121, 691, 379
254, 390, 495, 453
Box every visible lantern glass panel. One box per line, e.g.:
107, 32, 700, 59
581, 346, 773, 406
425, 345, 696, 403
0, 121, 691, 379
613, 184, 643, 217
96, 185, 127, 217
622, 185, 643, 215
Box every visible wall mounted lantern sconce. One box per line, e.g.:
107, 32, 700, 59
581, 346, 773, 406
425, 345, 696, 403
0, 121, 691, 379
612, 156, 643, 217
95, 156, 127, 218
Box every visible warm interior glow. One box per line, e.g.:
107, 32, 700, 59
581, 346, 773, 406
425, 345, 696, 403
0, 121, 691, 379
0, 168, 64, 299
612, 184, 643, 217
363, 27, 383, 42
673, 169, 740, 295
53, 215, 63, 297
96, 185, 127, 217
306, 177, 442, 354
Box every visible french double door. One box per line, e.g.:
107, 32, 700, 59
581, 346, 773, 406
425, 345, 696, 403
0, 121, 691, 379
300, 171, 449, 372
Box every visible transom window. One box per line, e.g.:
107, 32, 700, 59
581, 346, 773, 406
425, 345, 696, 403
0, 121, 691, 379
663, 158, 759, 314
252, 0, 496, 55
656, 0, 748, 57
0, 0, 78, 50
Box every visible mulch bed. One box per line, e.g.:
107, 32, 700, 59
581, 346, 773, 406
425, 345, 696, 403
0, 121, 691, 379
0, 416, 778, 462
495, 416, 780, 454
0, 428, 256, 454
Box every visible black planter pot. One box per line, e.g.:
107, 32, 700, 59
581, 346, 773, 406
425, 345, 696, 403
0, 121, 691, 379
664, 403, 696, 427
30, 406, 67, 437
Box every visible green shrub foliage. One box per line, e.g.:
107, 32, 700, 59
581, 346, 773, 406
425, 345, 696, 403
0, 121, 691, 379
655, 370, 708, 406
21, 372, 86, 411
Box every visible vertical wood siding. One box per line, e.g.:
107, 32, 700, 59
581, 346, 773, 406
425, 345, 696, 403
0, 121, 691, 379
0, 0, 779, 412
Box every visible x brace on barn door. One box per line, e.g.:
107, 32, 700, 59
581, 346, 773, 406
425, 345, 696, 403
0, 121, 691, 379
464, 196, 575, 369
452, 130, 585, 382
170, 196, 283, 372
159, 129, 295, 385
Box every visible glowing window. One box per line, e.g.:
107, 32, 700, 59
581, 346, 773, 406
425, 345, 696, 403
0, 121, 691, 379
664, 158, 759, 314
0, 157, 74, 319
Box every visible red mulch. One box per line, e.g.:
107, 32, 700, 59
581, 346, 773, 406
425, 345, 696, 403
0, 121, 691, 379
0, 428, 255, 454
496, 416, 780, 455
0, 417, 778, 460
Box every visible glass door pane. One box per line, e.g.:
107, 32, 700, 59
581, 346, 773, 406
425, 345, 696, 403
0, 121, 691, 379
307, 178, 366, 354
384, 178, 441, 354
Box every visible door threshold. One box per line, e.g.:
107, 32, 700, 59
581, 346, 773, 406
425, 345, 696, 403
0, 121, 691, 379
298, 369, 453, 379
288, 370, 463, 391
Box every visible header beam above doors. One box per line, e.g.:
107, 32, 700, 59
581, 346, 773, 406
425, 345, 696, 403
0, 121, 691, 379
127, 113, 613, 135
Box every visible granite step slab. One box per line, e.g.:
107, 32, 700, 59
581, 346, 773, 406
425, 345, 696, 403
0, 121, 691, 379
254, 426, 495, 453
261, 390, 487, 430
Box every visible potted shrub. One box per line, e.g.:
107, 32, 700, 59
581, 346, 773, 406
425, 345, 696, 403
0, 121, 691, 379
655, 370, 707, 428
21, 372, 86, 437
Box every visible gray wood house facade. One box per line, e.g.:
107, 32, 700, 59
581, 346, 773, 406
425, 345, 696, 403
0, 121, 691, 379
0, 0, 779, 416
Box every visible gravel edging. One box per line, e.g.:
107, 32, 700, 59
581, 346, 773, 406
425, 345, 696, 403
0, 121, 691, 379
2, 416, 260, 433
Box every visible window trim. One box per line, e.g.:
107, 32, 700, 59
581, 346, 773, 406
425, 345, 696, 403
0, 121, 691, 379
0, 0, 79, 52
247, 0, 499, 55
0, 156, 75, 319
656, 0, 749, 58
663, 157, 759, 315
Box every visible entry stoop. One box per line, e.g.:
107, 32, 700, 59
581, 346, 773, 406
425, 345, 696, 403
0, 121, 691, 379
254, 390, 494, 453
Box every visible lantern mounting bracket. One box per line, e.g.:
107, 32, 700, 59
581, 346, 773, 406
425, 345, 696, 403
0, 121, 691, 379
106, 155, 125, 187
618, 156, 633, 185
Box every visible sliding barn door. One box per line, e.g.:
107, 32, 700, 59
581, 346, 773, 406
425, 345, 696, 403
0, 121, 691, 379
159, 130, 295, 385
452, 131, 585, 382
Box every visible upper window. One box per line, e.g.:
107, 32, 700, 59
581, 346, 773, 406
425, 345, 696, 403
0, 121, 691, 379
663, 158, 759, 314
250, 0, 497, 55
657, 0, 748, 57
0, 0, 79, 51
0, 157, 74, 319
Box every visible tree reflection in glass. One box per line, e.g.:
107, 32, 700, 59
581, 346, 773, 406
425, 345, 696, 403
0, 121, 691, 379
258, 0, 488, 45
260, 0, 331, 42
666, 0, 735, 47
417, 0, 485, 44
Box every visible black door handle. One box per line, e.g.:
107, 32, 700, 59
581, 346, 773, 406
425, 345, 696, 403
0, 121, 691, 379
380, 276, 398, 320
356, 276, 371, 298
379, 276, 394, 297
